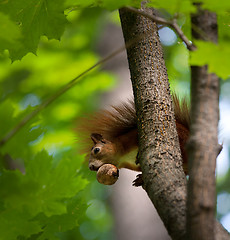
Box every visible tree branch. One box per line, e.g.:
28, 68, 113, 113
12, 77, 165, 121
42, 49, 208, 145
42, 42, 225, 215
125, 6, 196, 51
187, 4, 222, 240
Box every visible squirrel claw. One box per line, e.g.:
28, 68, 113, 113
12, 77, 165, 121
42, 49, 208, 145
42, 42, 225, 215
132, 173, 143, 187
135, 151, 140, 165
218, 144, 223, 156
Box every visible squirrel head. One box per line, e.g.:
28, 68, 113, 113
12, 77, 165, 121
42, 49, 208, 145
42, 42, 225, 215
89, 133, 117, 171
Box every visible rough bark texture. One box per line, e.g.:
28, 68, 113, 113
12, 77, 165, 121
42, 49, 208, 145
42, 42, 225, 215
119, 7, 187, 240
187, 6, 220, 240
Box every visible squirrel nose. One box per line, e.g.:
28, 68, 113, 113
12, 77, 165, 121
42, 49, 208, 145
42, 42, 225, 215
89, 163, 99, 171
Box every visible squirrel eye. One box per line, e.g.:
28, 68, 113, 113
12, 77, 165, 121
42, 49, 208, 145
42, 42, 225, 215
93, 147, 100, 154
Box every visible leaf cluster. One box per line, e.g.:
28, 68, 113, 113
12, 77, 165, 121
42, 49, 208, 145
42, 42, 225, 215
0, 5, 115, 240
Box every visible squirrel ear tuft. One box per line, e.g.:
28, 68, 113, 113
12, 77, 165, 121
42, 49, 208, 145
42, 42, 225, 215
91, 133, 103, 144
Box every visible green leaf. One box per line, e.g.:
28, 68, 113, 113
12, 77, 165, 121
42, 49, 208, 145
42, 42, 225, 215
148, 0, 196, 14
190, 41, 230, 79
65, 0, 141, 11
0, 12, 22, 53
218, 13, 230, 43
24, 150, 88, 216
0, 101, 43, 160
101, 0, 142, 10
0, 0, 68, 60
65, 0, 96, 8
197, 0, 230, 13
36, 197, 85, 240
0, 209, 42, 239
0, 100, 16, 138
0, 150, 88, 239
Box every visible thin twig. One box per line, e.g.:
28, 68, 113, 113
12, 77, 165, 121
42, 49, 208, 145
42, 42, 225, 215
125, 6, 197, 51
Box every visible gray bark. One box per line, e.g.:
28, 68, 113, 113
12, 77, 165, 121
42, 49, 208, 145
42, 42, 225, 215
187, 5, 220, 240
119, 7, 187, 240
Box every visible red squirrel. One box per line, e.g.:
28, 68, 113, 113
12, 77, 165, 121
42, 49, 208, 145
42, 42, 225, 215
79, 94, 190, 184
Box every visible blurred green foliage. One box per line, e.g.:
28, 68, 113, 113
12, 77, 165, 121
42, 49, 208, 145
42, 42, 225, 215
0, 6, 116, 240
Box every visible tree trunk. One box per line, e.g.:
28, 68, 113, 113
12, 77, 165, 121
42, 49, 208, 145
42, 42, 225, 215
119, 6, 187, 240
187, 5, 219, 240
119, 4, 230, 240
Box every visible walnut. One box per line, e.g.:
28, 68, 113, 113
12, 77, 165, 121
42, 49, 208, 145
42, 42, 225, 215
96, 164, 119, 185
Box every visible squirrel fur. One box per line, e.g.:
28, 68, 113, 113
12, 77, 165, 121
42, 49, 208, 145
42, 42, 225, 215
78, 94, 190, 177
